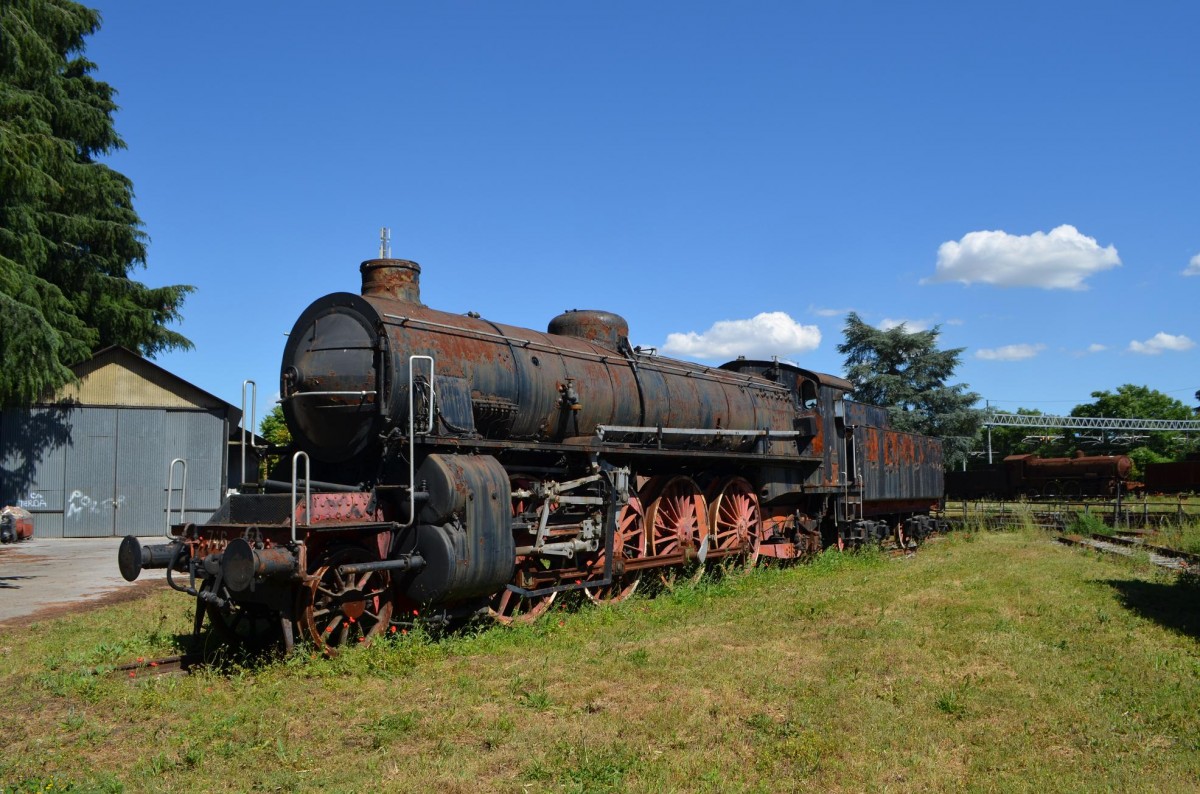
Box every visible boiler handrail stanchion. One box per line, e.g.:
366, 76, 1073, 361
240, 380, 258, 491
165, 458, 187, 539
403, 355, 435, 529
291, 451, 310, 544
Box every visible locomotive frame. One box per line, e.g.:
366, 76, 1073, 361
119, 256, 944, 654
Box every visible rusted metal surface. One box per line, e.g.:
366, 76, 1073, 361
855, 426, 944, 505
547, 309, 630, 350
360, 258, 423, 304
283, 261, 800, 461
948, 453, 1134, 499
1005, 453, 1132, 482
305, 492, 383, 523
1, 506, 33, 542
1145, 460, 1200, 493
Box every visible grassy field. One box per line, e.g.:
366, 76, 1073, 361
2, 527, 1200, 793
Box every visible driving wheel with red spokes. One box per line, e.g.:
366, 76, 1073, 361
644, 476, 708, 585
707, 477, 764, 566
584, 495, 647, 603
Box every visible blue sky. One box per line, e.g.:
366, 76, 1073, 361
85, 2, 1198, 430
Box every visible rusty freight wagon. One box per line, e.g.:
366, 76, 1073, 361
119, 253, 945, 654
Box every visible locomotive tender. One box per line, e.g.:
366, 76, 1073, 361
119, 256, 944, 652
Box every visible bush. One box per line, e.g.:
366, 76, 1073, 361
1127, 445, 1171, 481
1068, 510, 1112, 536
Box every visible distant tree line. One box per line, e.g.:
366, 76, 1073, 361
834, 314, 1198, 478
983, 386, 1198, 477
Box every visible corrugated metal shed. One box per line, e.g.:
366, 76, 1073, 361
56, 347, 236, 410
0, 347, 242, 537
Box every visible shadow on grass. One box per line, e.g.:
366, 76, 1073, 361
1105, 575, 1200, 640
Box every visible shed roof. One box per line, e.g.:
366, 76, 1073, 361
47, 346, 242, 422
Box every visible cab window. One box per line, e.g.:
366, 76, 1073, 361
800, 380, 818, 410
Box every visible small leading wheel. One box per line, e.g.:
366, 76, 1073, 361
585, 495, 647, 603
645, 476, 708, 586
707, 477, 764, 566
297, 546, 393, 656
201, 578, 285, 654
489, 570, 557, 624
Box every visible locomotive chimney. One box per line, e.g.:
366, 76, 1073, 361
360, 258, 423, 304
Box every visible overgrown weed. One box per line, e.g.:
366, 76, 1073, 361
1070, 510, 1114, 536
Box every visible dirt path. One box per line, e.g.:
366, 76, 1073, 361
0, 537, 168, 628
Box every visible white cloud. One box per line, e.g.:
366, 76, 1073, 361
975, 343, 1046, 361
879, 317, 931, 332
662, 312, 821, 360
809, 305, 852, 318
1087, 343, 1107, 353
926, 224, 1120, 290
1184, 253, 1200, 277
1128, 332, 1195, 355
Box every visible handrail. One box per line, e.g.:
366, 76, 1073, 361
291, 451, 311, 544
403, 355, 435, 529
285, 390, 377, 399
166, 458, 187, 538
240, 380, 257, 491
596, 425, 800, 439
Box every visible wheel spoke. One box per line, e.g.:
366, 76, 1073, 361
646, 477, 708, 585
707, 478, 762, 565
297, 548, 394, 656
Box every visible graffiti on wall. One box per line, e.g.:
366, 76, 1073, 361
65, 490, 125, 520
18, 492, 48, 509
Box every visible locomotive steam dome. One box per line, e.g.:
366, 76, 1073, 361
547, 309, 630, 351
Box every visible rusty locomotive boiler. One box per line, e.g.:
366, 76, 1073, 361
119, 255, 945, 653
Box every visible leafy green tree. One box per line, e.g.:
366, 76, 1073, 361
0, 0, 193, 406
255, 404, 291, 481
258, 404, 292, 448
1071, 384, 1195, 460
837, 313, 982, 468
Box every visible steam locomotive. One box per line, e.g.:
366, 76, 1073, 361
945, 453, 1133, 499
119, 256, 944, 653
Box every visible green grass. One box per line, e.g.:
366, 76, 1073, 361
1144, 522, 1200, 555
3, 530, 1200, 792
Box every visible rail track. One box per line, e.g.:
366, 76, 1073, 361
110, 653, 202, 680
942, 508, 1200, 574
1056, 533, 1200, 574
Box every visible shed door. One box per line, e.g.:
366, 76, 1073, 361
115, 410, 168, 537
63, 409, 117, 537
